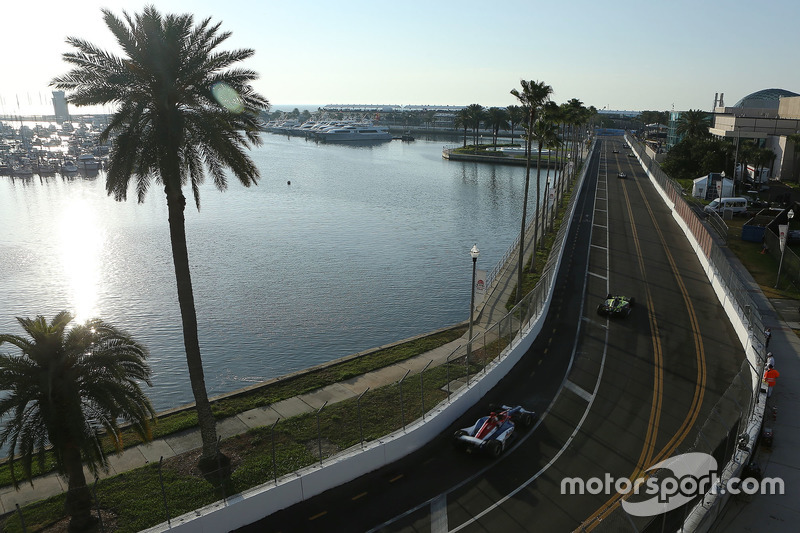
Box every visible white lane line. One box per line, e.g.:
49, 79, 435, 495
565, 380, 593, 402
588, 271, 607, 280
431, 494, 448, 533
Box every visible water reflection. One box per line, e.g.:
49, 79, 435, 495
58, 199, 103, 323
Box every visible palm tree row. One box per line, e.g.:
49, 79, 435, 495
510, 81, 596, 302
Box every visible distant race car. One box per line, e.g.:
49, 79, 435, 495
612, 149, 619, 154
453, 405, 536, 457
597, 294, 635, 317
617, 172, 627, 178
627, 153, 636, 158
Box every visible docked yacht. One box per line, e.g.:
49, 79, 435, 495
61, 158, 79, 174
77, 153, 101, 171
317, 124, 392, 142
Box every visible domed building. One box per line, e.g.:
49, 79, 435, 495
708, 88, 800, 183
732, 88, 800, 110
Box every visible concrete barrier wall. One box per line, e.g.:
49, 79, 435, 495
144, 146, 594, 533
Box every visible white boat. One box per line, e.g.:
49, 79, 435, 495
77, 153, 101, 170
317, 124, 392, 142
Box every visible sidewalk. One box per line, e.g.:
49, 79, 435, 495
708, 297, 800, 532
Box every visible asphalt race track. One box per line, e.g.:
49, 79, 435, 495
235, 138, 748, 533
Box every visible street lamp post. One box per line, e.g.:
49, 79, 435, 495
468, 244, 480, 375
775, 209, 794, 288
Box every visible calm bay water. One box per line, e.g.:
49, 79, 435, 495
0, 134, 552, 411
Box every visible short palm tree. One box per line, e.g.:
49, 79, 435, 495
485, 107, 509, 148
466, 103, 485, 153
455, 108, 471, 148
0, 311, 155, 532
52, 6, 270, 470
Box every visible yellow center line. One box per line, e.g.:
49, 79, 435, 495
308, 511, 328, 521
351, 492, 368, 501
581, 178, 664, 531
579, 166, 708, 530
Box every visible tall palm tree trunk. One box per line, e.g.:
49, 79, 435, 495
63, 444, 95, 532
517, 128, 533, 304
529, 144, 544, 272
165, 187, 218, 462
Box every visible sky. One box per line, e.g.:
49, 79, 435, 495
2, 0, 800, 116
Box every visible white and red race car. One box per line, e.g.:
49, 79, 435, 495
453, 405, 536, 457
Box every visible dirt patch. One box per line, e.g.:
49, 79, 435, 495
304, 438, 340, 460
161, 437, 246, 479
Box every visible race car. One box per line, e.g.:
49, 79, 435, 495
453, 405, 536, 457
617, 172, 627, 178
597, 294, 635, 317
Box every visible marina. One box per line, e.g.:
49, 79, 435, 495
0, 117, 110, 178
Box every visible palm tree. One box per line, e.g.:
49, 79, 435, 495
676, 109, 711, 140
455, 108, 471, 148
0, 311, 154, 532
507, 105, 525, 145
466, 103, 485, 153
510, 80, 553, 303
529, 114, 560, 269
485, 107, 509, 149
52, 6, 269, 470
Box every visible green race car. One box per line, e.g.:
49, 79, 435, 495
597, 294, 635, 317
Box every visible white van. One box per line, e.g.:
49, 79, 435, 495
704, 197, 748, 216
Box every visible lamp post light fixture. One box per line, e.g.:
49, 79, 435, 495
775, 209, 794, 288
468, 244, 480, 380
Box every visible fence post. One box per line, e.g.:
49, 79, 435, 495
316, 401, 328, 465
357, 388, 369, 446
216, 436, 226, 502
420, 360, 432, 419
270, 418, 280, 484
157, 457, 171, 527
15, 503, 27, 533
398, 369, 411, 430
91, 475, 105, 533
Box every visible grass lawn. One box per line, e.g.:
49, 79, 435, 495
724, 218, 800, 299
